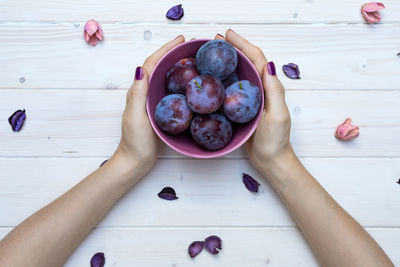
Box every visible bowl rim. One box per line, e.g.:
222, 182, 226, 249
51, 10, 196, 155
146, 38, 264, 159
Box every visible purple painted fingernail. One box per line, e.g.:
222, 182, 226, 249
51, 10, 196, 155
267, 61, 276, 76
217, 33, 224, 38
135, 66, 143, 80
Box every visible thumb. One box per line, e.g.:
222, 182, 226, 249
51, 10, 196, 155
262, 62, 286, 114
126, 66, 149, 113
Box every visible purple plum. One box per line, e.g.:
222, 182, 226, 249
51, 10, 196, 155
190, 113, 233, 150
196, 40, 238, 80
155, 94, 193, 134
223, 80, 261, 123
166, 58, 199, 94
222, 72, 239, 88
186, 75, 225, 114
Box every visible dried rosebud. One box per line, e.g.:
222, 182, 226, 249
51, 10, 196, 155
242, 173, 260, 193
188, 241, 205, 258
84, 19, 103, 46
361, 2, 385, 24
90, 252, 105, 267
8, 109, 26, 132
99, 160, 108, 168
282, 63, 301, 79
166, 4, 184, 20
335, 118, 360, 141
204, 235, 222, 255
158, 187, 178, 200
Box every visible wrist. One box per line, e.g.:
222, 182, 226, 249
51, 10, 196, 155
103, 151, 144, 188
254, 146, 302, 186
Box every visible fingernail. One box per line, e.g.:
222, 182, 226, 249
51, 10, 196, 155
217, 33, 224, 38
175, 35, 183, 40
135, 66, 143, 80
267, 62, 276, 76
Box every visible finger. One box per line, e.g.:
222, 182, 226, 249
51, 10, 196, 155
261, 62, 286, 113
143, 35, 185, 74
225, 29, 267, 75
214, 33, 225, 40
126, 66, 149, 113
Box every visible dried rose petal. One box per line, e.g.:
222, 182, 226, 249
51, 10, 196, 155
84, 19, 104, 46
242, 173, 260, 193
188, 241, 205, 258
90, 252, 105, 267
397, 179, 400, 185
8, 109, 26, 132
166, 4, 184, 20
99, 160, 108, 168
158, 187, 178, 200
282, 63, 301, 79
335, 118, 360, 141
204, 235, 222, 255
361, 2, 385, 24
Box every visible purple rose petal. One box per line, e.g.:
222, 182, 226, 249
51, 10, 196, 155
8, 109, 26, 132
188, 241, 205, 258
242, 173, 260, 193
282, 63, 301, 79
99, 159, 108, 168
166, 4, 184, 20
204, 235, 222, 255
90, 252, 105, 267
158, 187, 178, 200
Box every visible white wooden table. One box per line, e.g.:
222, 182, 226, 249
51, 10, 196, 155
1, 1, 400, 266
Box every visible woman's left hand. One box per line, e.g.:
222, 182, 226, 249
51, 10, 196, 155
114, 35, 185, 178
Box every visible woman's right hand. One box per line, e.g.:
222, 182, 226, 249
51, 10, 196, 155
218, 30, 294, 175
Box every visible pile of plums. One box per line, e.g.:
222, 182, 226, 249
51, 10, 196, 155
155, 40, 261, 151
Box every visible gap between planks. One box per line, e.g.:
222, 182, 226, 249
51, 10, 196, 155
0, 225, 399, 230
0, 21, 399, 25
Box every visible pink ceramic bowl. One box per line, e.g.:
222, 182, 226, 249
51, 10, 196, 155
146, 39, 264, 158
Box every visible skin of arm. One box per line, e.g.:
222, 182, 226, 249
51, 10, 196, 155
220, 29, 394, 267
0, 35, 185, 267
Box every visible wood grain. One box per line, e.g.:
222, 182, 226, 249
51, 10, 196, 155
0, 0, 398, 23
0, 227, 398, 266
0, 24, 399, 90
0, 158, 399, 227
1, 90, 399, 158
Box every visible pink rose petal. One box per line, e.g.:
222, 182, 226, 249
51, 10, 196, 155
361, 2, 385, 24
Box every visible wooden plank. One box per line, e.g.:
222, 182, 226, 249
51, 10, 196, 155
0, 158, 399, 227
1, 0, 399, 23
0, 23, 399, 90
0, 227, 398, 266
1, 90, 400, 158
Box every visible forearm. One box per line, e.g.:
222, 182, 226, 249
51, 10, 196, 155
0, 152, 143, 267
258, 150, 393, 267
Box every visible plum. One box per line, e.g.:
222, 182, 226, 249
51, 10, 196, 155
190, 113, 233, 150
186, 75, 225, 114
223, 80, 261, 123
222, 72, 239, 88
196, 40, 238, 80
166, 58, 199, 94
155, 94, 193, 134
